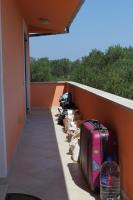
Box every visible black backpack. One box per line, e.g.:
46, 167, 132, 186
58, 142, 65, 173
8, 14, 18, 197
59, 92, 73, 109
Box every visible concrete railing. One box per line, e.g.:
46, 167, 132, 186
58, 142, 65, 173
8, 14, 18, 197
31, 81, 133, 199
30, 82, 66, 108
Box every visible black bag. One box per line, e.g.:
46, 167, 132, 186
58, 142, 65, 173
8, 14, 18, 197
59, 92, 73, 109
57, 109, 68, 125
58, 115, 65, 125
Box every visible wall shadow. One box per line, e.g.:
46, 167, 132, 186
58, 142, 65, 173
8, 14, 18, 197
67, 163, 100, 200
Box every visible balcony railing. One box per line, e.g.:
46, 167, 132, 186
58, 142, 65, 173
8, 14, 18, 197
31, 81, 133, 200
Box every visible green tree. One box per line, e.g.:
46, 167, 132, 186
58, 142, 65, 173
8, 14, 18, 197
30, 57, 51, 82
30, 45, 133, 100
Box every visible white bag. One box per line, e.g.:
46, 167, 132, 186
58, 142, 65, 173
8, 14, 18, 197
69, 138, 78, 153
72, 142, 80, 162
67, 114, 74, 130
58, 106, 63, 114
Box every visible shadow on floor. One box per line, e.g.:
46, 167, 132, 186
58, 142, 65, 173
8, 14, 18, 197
68, 163, 100, 200
7, 109, 69, 200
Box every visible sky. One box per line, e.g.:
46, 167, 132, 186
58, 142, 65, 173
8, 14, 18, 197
30, 0, 133, 61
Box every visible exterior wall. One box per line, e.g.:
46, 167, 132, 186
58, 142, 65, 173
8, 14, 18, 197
23, 21, 31, 111
0, 0, 7, 177
31, 82, 66, 108
1, 0, 27, 167
67, 82, 133, 199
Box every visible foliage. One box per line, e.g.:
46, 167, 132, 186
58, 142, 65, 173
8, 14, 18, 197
30, 57, 51, 81
30, 45, 133, 99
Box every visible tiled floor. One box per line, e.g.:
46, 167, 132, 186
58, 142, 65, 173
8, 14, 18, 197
0, 178, 8, 200
6, 108, 99, 200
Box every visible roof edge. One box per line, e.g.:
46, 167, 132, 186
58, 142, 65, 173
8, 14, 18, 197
67, 0, 85, 29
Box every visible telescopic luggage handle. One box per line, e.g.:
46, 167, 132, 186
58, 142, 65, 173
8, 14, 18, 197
85, 119, 107, 131
88, 119, 101, 130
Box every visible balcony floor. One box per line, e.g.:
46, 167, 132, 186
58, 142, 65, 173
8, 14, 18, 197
7, 108, 98, 200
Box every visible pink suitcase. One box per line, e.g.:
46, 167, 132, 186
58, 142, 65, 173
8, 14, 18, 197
80, 120, 117, 192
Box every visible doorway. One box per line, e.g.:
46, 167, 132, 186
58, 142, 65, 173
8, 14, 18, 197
24, 33, 30, 113
0, 0, 7, 177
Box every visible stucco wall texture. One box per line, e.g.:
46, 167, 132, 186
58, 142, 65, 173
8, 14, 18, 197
2, 0, 26, 167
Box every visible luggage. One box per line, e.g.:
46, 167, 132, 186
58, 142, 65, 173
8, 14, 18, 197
59, 92, 73, 109
57, 109, 68, 125
58, 109, 74, 126
80, 120, 117, 192
72, 140, 80, 162
58, 106, 63, 114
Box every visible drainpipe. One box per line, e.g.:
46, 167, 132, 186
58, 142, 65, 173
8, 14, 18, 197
29, 27, 69, 38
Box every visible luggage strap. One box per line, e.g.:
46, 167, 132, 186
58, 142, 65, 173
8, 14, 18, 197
86, 119, 107, 131
101, 129, 108, 161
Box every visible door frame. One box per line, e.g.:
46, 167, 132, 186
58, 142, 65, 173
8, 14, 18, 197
0, 0, 7, 177
23, 25, 30, 114
24, 33, 29, 112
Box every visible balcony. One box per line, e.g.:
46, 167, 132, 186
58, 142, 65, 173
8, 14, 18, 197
1, 81, 132, 199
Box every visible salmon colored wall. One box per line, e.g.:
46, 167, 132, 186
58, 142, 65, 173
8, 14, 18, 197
2, 0, 27, 167
18, 0, 82, 33
31, 82, 66, 108
67, 83, 133, 199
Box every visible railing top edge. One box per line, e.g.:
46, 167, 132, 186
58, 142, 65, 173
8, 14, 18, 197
66, 81, 133, 110
31, 81, 67, 84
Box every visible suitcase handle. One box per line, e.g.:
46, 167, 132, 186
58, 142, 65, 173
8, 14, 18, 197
86, 119, 107, 131
89, 119, 101, 130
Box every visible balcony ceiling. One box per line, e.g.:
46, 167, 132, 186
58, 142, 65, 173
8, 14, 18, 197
18, 0, 84, 34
